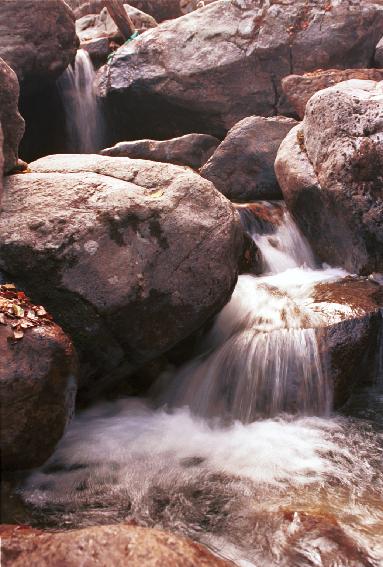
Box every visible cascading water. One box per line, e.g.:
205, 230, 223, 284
57, 49, 104, 153
7, 201, 383, 566
162, 203, 338, 420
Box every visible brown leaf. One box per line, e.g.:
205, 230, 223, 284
36, 306, 47, 316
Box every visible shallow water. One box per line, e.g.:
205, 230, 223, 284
3, 201, 382, 566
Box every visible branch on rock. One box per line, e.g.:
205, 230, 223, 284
105, 0, 135, 40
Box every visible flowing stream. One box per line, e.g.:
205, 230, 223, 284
57, 49, 104, 153
6, 202, 383, 566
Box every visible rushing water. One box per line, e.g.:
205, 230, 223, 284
5, 202, 383, 566
57, 49, 104, 153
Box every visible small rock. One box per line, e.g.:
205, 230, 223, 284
101, 133, 220, 169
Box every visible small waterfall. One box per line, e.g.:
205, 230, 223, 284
161, 204, 333, 421
57, 49, 104, 153
237, 202, 316, 273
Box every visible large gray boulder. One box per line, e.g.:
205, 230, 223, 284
0, 155, 243, 390
97, 0, 383, 140
100, 133, 220, 169
200, 116, 298, 201
0, 0, 77, 92
275, 79, 383, 275
0, 284, 77, 470
0, 58, 25, 177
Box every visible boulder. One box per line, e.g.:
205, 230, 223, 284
282, 68, 383, 118
100, 133, 220, 169
0, 0, 77, 92
0, 284, 77, 470
76, 5, 157, 43
311, 276, 383, 407
97, 0, 383, 140
0, 58, 25, 175
0, 524, 231, 567
375, 36, 383, 66
200, 116, 298, 201
180, 0, 216, 14
78, 5, 157, 64
275, 79, 383, 275
68, 0, 182, 21
0, 155, 243, 391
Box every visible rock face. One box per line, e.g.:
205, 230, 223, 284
200, 116, 298, 201
0, 123, 3, 202
101, 133, 220, 169
0, 524, 231, 567
180, 0, 216, 14
0, 0, 77, 92
375, 36, 383, 66
275, 79, 383, 275
97, 0, 383, 140
0, 155, 243, 390
311, 276, 383, 407
0, 58, 25, 176
0, 285, 77, 470
282, 68, 383, 118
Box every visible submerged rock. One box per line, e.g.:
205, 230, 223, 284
0, 523, 231, 567
282, 68, 383, 118
0, 285, 77, 470
0, 0, 77, 92
101, 133, 220, 169
200, 116, 297, 201
97, 0, 383, 139
275, 79, 383, 275
0, 154, 242, 392
0, 58, 25, 176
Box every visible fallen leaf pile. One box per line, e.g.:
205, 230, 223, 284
0, 284, 53, 341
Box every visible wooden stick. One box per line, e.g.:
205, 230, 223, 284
105, 0, 136, 40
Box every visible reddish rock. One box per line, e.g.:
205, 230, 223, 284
0, 523, 232, 567
282, 68, 383, 118
0, 285, 77, 470
100, 133, 220, 169
0, 0, 77, 92
311, 276, 383, 406
0, 58, 25, 176
275, 79, 383, 275
200, 116, 298, 201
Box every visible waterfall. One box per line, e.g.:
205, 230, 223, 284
57, 49, 104, 153
161, 203, 337, 421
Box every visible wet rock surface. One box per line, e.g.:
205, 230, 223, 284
282, 68, 383, 118
0, 154, 242, 391
0, 58, 25, 175
275, 79, 383, 275
97, 0, 383, 140
101, 133, 220, 169
0, 523, 232, 567
0, 285, 77, 470
310, 276, 383, 407
0, 0, 77, 92
201, 116, 298, 201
